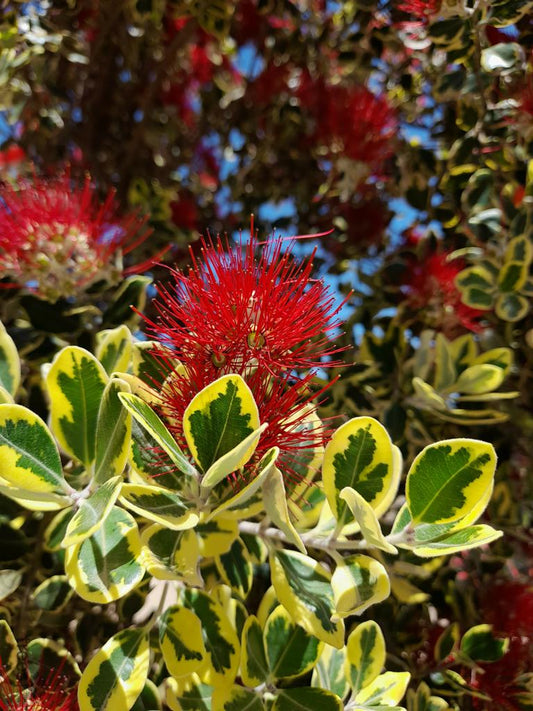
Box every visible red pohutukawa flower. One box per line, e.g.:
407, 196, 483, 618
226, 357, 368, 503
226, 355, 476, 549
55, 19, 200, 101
403, 249, 484, 335
396, 0, 441, 21
0, 659, 79, 711
0, 170, 154, 302
146, 230, 347, 487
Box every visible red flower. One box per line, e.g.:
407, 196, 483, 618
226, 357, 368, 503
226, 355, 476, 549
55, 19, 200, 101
0, 658, 79, 711
145, 230, 346, 487
470, 582, 533, 710
0, 144, 26, 168
298, 77, 397, 173
396, 0, 441, 21
404, 250, 484, 334
0, 170, 154, 302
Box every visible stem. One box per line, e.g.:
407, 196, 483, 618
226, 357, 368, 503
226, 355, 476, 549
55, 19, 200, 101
238, 520, 390, 553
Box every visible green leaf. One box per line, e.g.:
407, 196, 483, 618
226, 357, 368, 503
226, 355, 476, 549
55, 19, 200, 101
339, 487, 398, 553
263, 466, 305, 553
196, 517, 238, 557
129, 418, 184, 491
495, 292, 530, 322
159, 605, 206, 679
94, 378, 132, 484
0, 620, 18, 674
455, 365, 506, 395
264, 605, 322, 681
407, 524, 503, 557
47, 346, 108, 466
411, 379, 448, 412
240, 615, 269, 687
454, 267, 494, 309
202, 422, 267, 491
272, 688, 342, 711
0, 321, 20, 396
322, 417, 394, 527
207, 446, 279, 520
0, 403, 71, 498
434, 334, 456, 392
65, 506, 145, 603
119, 392, 198, 478
102, 275, 152, 327
119, 483, 199, 530
183, 374, 259, 474
489, 0, 533, 27
95, 325, 133, 375
406, 439, 497, 525
63, 475, 123, 547
354, 671, 411, 707
141, 525, 202, 585
180, 588, 240, 688
331, 554, 390, 619
78, 628, 150, 711
32, 575, 73, 612
0, 569, 22, 601
434, 623, 460, 662
165, 675, 212, 711
481, 42, 524, 73
345, 620, 385, 693
44, 507, 75, 551
212, 686, 265, 711
26, 639, 80, 688
311, 644, 349, 701
216, 537, 253, 598
270, 550, 344, 648
460, 624, 509, 662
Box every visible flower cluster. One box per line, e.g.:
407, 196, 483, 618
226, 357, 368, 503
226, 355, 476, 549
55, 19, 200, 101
146, 231, 346, 488
400, 241, 484, 335
0, 659, 79, 711
0, 171, 153, 302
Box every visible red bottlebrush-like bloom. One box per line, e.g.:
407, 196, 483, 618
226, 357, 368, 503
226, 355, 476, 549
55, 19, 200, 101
470, 582, 533, 710
396, 0, 441, 20
0, 170, 154, 302
298, 77, 397, 173
145, 231, 346, 487
0, 659, 79, 711
404, 250, 484, 335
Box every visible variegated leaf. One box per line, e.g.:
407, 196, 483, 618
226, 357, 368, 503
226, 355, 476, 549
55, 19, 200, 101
323, 417, 394, 528
264, 605, 323, 681
270, 550, 344, 648
240, 615, 269, 688
0, 404, 71, 499
345, 620, 385, 693
354, 671, 411, 707
263, 466, 306, 553
339, 487, 397, 553
94, 378, 132, 484
0, 321, 20, 397
65, 507, 144, 603
215, 537, 253, 598
183, 375, 259, 475
331, 554, 390, 619
180, 588, 240, 688
47, 346, 108, 466
95, 325, 132, 375
63, 476, 123, 547
406, 439, 497, 525
78, 628, 149, 711
119, 483, 198, 530
311, 644, 349, 701
141, 524, 202, 585
159, 605, 206, 678
119, 392, 198, 478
